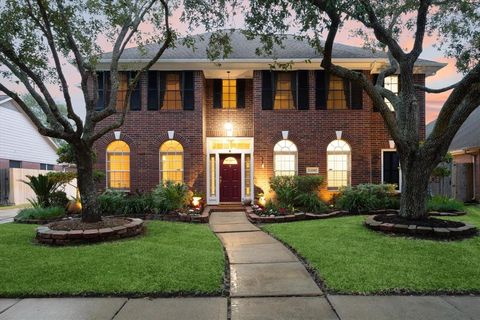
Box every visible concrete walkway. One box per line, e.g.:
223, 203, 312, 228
0, 208, 19, 224
210, 211, 337, 319
0, 211, 479, 319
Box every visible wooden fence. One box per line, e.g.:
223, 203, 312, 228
6, 168, 76, 205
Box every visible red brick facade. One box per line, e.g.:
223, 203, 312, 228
94, 70, 426, 201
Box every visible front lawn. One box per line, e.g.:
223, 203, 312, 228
262, 205, 480, 294
0, 221, 225, 297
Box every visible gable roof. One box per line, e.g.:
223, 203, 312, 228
99, 30, 445, 71
427, 107, 480, 152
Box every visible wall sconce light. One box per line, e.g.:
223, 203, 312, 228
114, 131, 121, 140
192, 196, 202, 207
282, 131, 289, 140
225, 122, 233, 137
168, 130, 175, 140
336, 130, 342, 140
389, 140, 395, 149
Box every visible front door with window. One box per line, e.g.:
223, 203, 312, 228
220, 154, 241, 202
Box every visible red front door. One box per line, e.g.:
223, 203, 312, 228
220, 154, 241, 202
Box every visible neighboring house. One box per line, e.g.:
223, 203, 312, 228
94, 31, 445, 204
0, 95, 62, 204
427, 108, 480, 202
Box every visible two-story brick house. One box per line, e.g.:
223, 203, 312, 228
94, 31, 445, 204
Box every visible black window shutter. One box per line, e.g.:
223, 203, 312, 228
236, 79, 246, 108
213, 79, 222, 108
147, 71, 158, 110
262, 71, 273, 110
158, 72, 166, 109
291, 72, 297, 109
96, 72, 105, 111
129, 71, 142, 111
182, 71, 195, 110
297, 70, 309, 110
315, 70, 327, 109
350, 71, 363, 109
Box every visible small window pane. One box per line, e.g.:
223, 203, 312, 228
327, 140, 351, 189
245, 154, 251, 198
327, 75, 347, 110
163, 73, 182, 110
210, 154, 216, 197
384, 75, 398, 111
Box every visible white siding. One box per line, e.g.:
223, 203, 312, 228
0, 100, 58, 164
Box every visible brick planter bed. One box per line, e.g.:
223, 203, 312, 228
14, 216, 66, 225
36, 218, 144, 246
365, 214, 477, 240
246, 206, 348, 223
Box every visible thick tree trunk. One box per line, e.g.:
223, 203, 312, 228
75, 145, 101, 223
399, 157, 431, 220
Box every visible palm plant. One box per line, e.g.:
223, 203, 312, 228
22, 174, 62, 208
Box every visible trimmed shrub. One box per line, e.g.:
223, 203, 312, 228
97, 190, 154, 216
427, 195, 464, 212
50, 191, 69, 208
152, 181, 191, 213
15, 207, 65, 222
336, 184, 398, 214
269, 175, 327, 213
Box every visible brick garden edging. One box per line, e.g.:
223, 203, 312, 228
246, 206, 348, 223
14, 217, 65, 225
365, 214, 477, 239
36, 218, 144, 246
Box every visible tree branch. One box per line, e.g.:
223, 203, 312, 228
409, 0, 431, 59
414, 82, 458, 93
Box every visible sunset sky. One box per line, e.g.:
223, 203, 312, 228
0, 9, 463, 125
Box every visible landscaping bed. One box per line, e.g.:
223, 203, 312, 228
0, 221, 225, 297
246, 205, 347, 223
36, 217, 144, 246
262, 205, 480, 294
365, 214, 477, 239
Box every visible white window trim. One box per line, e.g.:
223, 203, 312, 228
273, 140, 298, 177
381, 148, 402, 191
206, 137, 254, 205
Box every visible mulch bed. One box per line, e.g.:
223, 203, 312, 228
246, 206, 348, 223
36, 217, 144, 246
365, 213, 477, 240
374, 214, 465, 229
49, 217, 129, 231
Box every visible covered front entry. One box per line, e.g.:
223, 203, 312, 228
206, 137, 254, 205
220, 154, 241, 202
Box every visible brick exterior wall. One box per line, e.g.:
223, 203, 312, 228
93, 69, 426, 202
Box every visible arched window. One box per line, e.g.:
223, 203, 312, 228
327, 140, 351, 189
160, 140, 184, 184
274, 140, 298, 176
106, 140, 130, 190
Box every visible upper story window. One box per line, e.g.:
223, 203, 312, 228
262, 71, 309, 110
315, 70, 363, 110
160, 140, 184, 184
96, 71, 141, 111
147, 71, 195, 111
163, 73, 182, 110
327, 75, 348, 110
106, 140, 130, 190
213, 79, 245, 109
384, 75, 399, 111
327, 139, 351, 190
274, 72, 295, 110
222, 80, 237, 109
273, 140, 298, 176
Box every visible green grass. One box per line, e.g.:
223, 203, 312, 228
0, 221, 225, 297
262, 205, 480, 294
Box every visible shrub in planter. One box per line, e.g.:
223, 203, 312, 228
50, 191, 69, 208
15, 207, 65, 222
269, 175, 327, 214
336, 184, 398, 214
427, 195, 464, 212
152, 181, 190, 213
98, 190, 126, 216
97, 190, 154, 216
